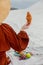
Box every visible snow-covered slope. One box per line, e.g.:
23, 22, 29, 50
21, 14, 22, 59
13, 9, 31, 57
11, 0, 40, 9
4, 0, 43, 47
28, 0, 43, 47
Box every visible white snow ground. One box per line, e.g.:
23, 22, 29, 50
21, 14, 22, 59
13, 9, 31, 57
4, 0, 43, 65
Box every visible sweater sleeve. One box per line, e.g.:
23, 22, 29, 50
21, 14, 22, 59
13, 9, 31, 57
2, 23, 29, 52
17, 31, 29, 51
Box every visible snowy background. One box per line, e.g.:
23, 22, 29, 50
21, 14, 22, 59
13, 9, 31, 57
4, 0, 43, 65
11, 0, 40, 9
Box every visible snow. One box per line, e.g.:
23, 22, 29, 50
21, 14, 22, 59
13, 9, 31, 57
4, 0, 43, 65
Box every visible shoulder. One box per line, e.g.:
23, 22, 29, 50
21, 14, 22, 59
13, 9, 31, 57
2, 23, 12, 29
2, 23, 11, 27
2, 23, 16, 33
